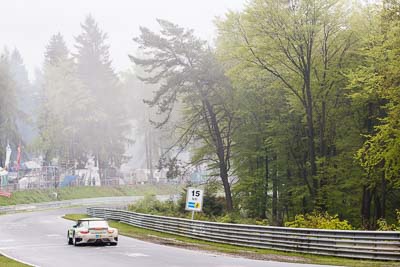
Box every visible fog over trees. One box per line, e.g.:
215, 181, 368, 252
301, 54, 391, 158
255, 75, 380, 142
0, 0, 400, 229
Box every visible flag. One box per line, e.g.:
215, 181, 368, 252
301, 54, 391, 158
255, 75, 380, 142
4, 144, 11, 169
0, 191, 11, 198
16, 144, 21, 171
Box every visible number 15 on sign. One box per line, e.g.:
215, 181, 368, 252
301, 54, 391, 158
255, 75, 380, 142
186, 188, 203, 212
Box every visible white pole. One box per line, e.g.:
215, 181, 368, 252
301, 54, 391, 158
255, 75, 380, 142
191, 210, 195, 220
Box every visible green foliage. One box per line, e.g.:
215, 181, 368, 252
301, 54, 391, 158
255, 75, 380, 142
377, 210, 400, 231
4, 0, 400, 233
131, 19, 236, 211
216, 0, 363, 226
346, 2, 400, 228
202, 181, 225, 217
216, 212, 269, 225
0, 185, 180, 206
35, 38, 92, 164
33, 16, 132, 170
176, 183, 225, 218
285, 212, 353, 230
74, 15, 131, 169
0, 51, 21, 165
128, 194, 178, 216
127, 186, 269, 225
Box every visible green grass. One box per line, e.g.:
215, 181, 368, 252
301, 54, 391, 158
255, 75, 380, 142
63, 213, 399, 267
0, 255, 31, 266
0, 184, 180, 206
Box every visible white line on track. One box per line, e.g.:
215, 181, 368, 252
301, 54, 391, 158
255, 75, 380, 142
0, 244, 66, 250
124, 252, 149, 257
0, 250, 39, 267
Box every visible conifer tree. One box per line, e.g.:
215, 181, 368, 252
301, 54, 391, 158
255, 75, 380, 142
0, 51, 20, 166
74, 15, 130, 180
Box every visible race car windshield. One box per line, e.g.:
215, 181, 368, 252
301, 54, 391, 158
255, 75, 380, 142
88, 221, 109, 228
76, 221, 89, 228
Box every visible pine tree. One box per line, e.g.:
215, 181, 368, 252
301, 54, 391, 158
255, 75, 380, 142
74, 15, 130, 181
9, 48, 35, 144
0, 51, 20, 166
36, 33, 91, 167
45, 33, 69, 66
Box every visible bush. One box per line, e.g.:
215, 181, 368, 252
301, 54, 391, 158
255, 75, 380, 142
127, 185, 270, 226
377, 210, 400, 231
128, 194, 178, 216
285, 211, 353, 230
215, 213, 269, 225
203, 194, 225, 217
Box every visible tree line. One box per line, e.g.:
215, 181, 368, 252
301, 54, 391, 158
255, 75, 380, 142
0, 1, 399, 229
132, 0, 400, 229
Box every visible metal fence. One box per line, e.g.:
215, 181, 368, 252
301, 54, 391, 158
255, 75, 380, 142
87, 207, 400, 261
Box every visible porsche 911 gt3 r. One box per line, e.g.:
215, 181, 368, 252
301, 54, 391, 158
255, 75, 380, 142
67, 218, 118, 246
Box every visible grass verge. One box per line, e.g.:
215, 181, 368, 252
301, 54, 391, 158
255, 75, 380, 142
0, 255, 31, 267
63, 213, 398, 267
0, 184, 180, 206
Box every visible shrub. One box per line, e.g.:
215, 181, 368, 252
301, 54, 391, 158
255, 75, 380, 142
285, 211, 353, 230
377, 210, 400, 231
216, 213, 269, 225
203, 194, 224, 217
128, 194, 178, 216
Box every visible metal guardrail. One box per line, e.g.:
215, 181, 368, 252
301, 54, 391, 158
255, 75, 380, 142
87, 207, 400, 261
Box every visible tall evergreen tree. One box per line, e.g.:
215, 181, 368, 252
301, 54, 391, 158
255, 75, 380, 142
9, 48, 35, 144
0, 51, 20, 166
74, 15, 130, 181
45, 33, 69, 66
36, 33, 91, 167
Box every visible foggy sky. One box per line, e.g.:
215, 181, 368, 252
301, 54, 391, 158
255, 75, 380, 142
0, 0, 245, 80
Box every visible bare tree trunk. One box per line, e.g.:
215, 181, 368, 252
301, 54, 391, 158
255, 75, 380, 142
261, 150, 269, 219
203, 98, 234, 211
381, 173, 386, 218
272, 155, 278, 225
316, 101, 328, 211
361, 185, 372, 229
305, 78, 318, 200
220, 162, 233, 211
361, 103, 376, 229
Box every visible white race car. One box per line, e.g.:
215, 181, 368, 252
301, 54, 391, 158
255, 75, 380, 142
68, 218, 118, 246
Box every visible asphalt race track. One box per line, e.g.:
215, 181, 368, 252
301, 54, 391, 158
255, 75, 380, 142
0, 208, 333, 267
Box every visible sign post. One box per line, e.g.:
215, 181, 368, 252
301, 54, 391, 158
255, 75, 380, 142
185, 188, 204, 220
